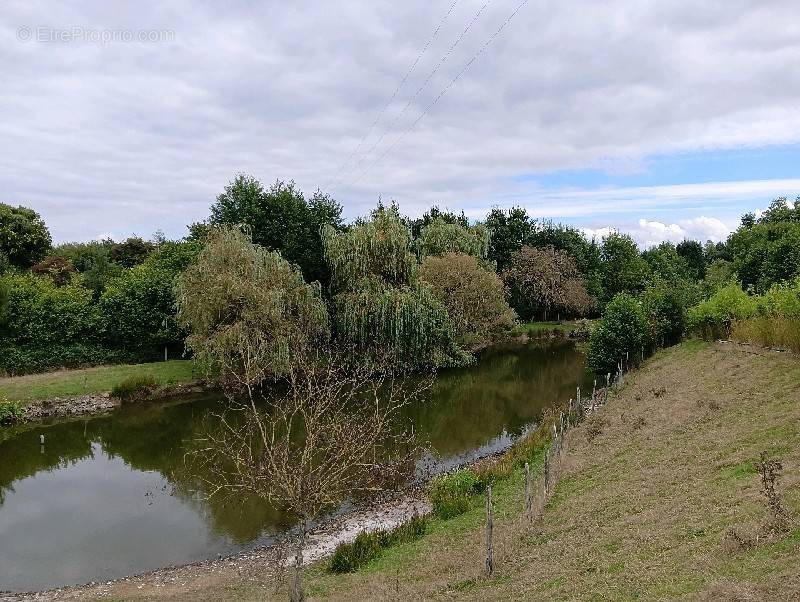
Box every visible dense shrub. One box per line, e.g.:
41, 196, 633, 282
0, 344, 134, 376
503, 245, 595, 320
329, 514, 427, 574
641, 281, 686, 346
0, 273, 111, 374
0, 398, 24, 425
110, 374, 159, 401
687, 284, 757, 340
429, 469, 482, 519
100, 265, 182, 355
587, 293, 650, 374
420, 253, 516, 351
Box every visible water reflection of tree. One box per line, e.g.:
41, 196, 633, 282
404, 341, 590, 458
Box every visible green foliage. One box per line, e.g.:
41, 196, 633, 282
641, 280, 686, 346
410, 206, 469, 238
329, 514, 427, 574
324, 205, 470, 368
729, 221, 800, 293
642, 242, 691, 284
0, 398, 24, 425
587, 293, 650, 374
0, 273, 117, 374
100, 264, 182, 354
687, 284, 757, 339
53, 240, 122, 295
415, 217, 489, 259
0, 273, 104, 348
176, 226, 330, 387
110, 374, 159, 401
701, 259, 736, 297
730, 277, 800, 352
323, 204, 417, 289
429, 469, 482, 519
208, 175, 343, 285
420, 253, 516, 351
0, 203, 52, 269
332, 280, 469, 368
676, 239, 706, 280
485, 207, 536, 272
600, 233, 650, 302
110, 237, 155, 268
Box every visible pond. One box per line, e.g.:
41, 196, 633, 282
0, 340, 592, 593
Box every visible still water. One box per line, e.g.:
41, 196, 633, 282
0, 340, 591, 593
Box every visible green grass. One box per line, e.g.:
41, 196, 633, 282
0, 360, 198, 404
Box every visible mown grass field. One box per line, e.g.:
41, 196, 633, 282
0, 360, 197, 404
35, 341, 800, 601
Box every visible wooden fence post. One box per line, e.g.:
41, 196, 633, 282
485, 485, 494, 576
543, 451, 550, 495
524, 462, 532, 519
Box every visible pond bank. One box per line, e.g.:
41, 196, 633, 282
19, 381, 210, 421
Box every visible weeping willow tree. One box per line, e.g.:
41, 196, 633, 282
322, 204, 417, 289
322, 205, 470, 368
414, 217, 490, 259
175, 226, 330, 392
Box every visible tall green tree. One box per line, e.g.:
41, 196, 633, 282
676, 239, 706, 280
728, 197, 800, 292
0, 203, 52, 269
600, 233, 650, 301
484, 207, 535, 272
208, 175, 343, 286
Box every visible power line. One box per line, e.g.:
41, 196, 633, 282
338, 0, 492, 188
347, 0, 532, 189
323, 0, 461, 190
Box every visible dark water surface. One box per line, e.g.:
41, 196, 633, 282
0, 340, 591, 592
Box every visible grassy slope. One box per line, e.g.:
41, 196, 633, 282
0, 360, 197, 404
80, 341, 800, 601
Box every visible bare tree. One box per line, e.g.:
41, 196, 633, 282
191, 351, 431, 602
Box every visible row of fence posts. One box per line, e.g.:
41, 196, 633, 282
483, 350, 640, 576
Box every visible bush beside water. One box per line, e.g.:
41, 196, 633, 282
110, 374, 159, 401
0, 398, 24, 425
329, 514, 427, 574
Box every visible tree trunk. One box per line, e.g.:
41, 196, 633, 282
290, 525, 306, 602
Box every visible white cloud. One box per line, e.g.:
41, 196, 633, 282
583, 216, 731, 248
1, 1, 799, 240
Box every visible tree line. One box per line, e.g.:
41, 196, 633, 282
1, 176, 799, 376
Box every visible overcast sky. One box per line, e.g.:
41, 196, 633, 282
2, 0, 799, 246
